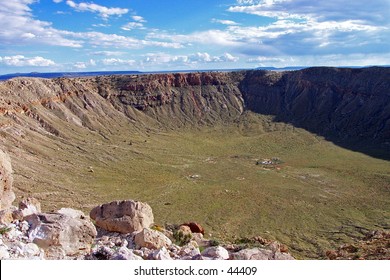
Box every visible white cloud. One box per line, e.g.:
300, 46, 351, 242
102, 58, 136, 66
189, 52, 239, 63
92, 23, 111, 28
0, 55, 55, 67
0, 1, 82, 47
148, 0, 389, 59
246, 53, 390, 68
69, 31, 183, 49
72, 59, 96, 69
141, 52, 238, 67
230, 0, 390, 25
212, 19, 240, 26
132, 15, 146, 22
121, 22, 145, 31
91, 51, 125, 56
73, 62, 87, 69
53, 0, 63, 3
65, 1, 128, 19
0, 1, 183, 51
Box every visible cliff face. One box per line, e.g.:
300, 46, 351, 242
240, 67, 390, 142
0, 67, 389, 143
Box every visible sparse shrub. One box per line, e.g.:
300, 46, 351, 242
173, 230, 192, 246
209, 239, 220, 247
0, 226, 11, 235
151, 224, 165, 232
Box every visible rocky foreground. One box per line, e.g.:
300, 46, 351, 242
0, 148, 294, 260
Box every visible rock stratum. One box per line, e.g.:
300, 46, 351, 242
0, 67, 389, 144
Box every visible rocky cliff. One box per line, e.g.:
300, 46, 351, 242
240, 67, 390, 143
0, 67, 389, 144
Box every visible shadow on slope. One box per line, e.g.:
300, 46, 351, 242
239, 67, 390, 160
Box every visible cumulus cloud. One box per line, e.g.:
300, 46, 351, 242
0, 0, 82, 47
0, 55, 55, 67
149, 0, 389, 59
0, 0, 183, 51
65, 1, 128, 19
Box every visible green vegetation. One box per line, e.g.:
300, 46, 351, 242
5, 112, 390, 259
172, 230, 192, 246
0, 226, 11, 235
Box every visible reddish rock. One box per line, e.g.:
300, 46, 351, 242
182, 222, 205, 235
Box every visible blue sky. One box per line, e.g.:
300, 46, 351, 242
0, 0, 389, 74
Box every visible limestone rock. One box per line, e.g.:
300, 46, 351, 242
232, 248, 273, 260
179, 243, 201, 260
231, 247, 294, 260
201, 246, 229, 260
134, 228, 172, 250
18, 197, 41, 218
152, 247, 172, 260
110, 246, 143, 260
0, 206, 17, 225
26, 208, 97, 258
274, 251, 295, 260
90, 200, 154, 234
0, 245, 10, 259
0, 150, 15, 211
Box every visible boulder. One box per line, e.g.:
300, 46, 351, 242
179, 243, 201, 260
134, 228, 172, 250
201, 246, 229, 260
182, 222, 205, 235
26, 208, 97, 258
0, 150, 15, 211
90, 200, 154, 234
18, 197, 41, 218
274, 251, 295, 260
0, 206, 17, 225
110, 246, 143, 260
0, 245, 10, 259
232, 248, 273, 260
231, 247, 295, 260
152, 247, 172, 260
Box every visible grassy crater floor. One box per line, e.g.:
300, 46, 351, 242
9, 118, 390, 259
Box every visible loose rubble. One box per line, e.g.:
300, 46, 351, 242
0, 197, 296, 260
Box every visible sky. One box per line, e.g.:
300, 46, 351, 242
0, 0, 389, 74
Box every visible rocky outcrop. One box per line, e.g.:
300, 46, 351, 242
231, 247, 295, 260
201, 246, 230, 260
0, 150, 15, 211
90, 200, 154, 234
0, 197, 296, 260
326, 230, 390, 260
26, 208, 97, 259
134, 228, 172, 250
